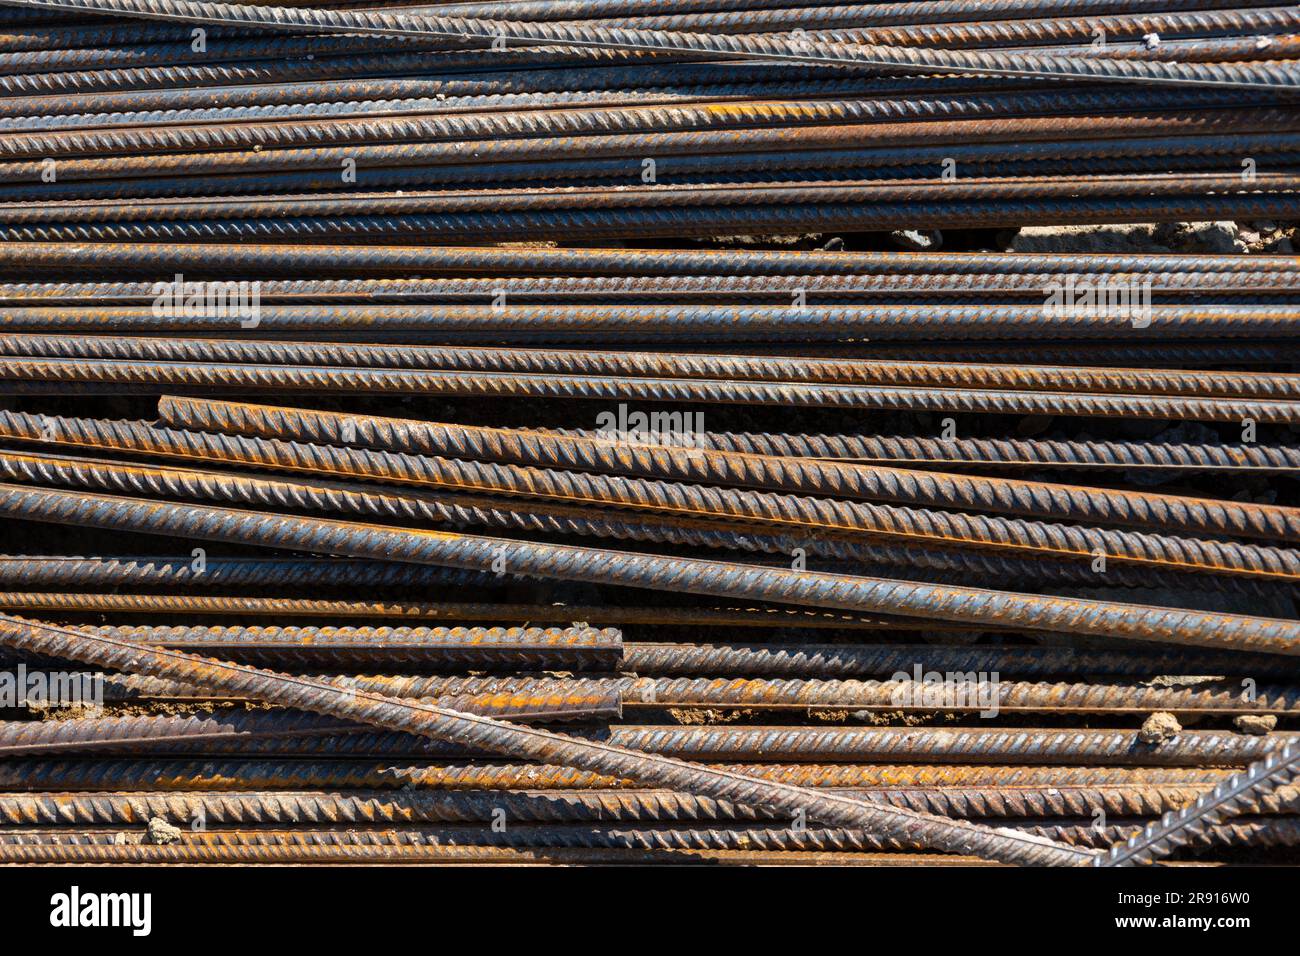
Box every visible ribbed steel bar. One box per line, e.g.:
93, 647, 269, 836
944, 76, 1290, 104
6, 302, 1297, 341
28, 634, 1293, 680
339, 0, 1300, 26
11, 797, 1300, 836
853, 339, 1300, 367
3, 440, 1170, 593
642, 430, 1300, 473
0, 710, 362, 756
590, 728, 1300, 766
13, 356, 1297, 422
7, 819, 1296, 851
14, 175, 1299, 223
618, 643, 1300, 679
5, 0, 1292, 88
4, 142, 1296, 202
804, 7, 1300, 51
5, 0, 1284, 36
0, 843, 990, 865
61, 624, 625, 667
0, 555, 512, 590
0, 789, 762, 825
0, 483, 1293, 655
13, 194, 1296, 242
1, 263, 1295, 301
0, 45, 681, 98
0, 33, 451, 75
1019, 34, 1300, 64
1098, 741, 1300, 865
84, 670, 1300, 714
0, 85, 933, 137
7, 415, 1297, 591
2, 88, 1282, 164
0, 444, 902, 577
0, 242, 1288, 278
159, 397, 1300, 544
0, 68, 1019, 117
8, 335, 1299, 401
2, 111, 1288, 191
2, 438, 1242, 593
1, 821, 1291, 854
0, 593, 919, 629
0, 759, 1236, 793
30, 723, 1290, 764
0, 615, 1096, 864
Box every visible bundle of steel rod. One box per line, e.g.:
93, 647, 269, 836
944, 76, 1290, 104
0, 0, 1296, 869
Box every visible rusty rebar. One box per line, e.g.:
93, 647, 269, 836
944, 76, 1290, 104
0, 614, 1096, 865
0, 594, 916, 631
157, 397, 1300, 545
62, 623, 625, 668
0, 483, 1294, 655
1098, 741, 1300, 865
0, 758, 1237, 793
2, 0, 1290, 89
16, 721, 1284, 764
641, 430, 1300, 473
0, 242, 1289, 278
7, 335, 1300, 401
0, 437, 1292, 592
83, 671, 1300, 714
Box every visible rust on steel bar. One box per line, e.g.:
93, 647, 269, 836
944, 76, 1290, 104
81, 670, 1300, 715
0, 759, 1238, 794
654, 430, 1300, 473
1098, 741, 1300, 866
48, 634, 1295, 681
0, 439, 1292, 588
0, 616, 1096, 865
3, 789, 1290, 828
0, 483, 1294, 654
12, 175, 1300, 224
0, 243, 1291, 278
4, 302, 1300, 342
159, 396, 1300, 543
29, 723, 1290, 764
0, 844, 994, 866
0, 710, 364, 756
4, 357, 1296, 423
7, 820, 1293, 851
6, 334, 1300, 401
0, 267, 1295, 301
0, 592, 920, 630
617, 643, 1300, 680
0, 0, 1289, 90
0, 443, 1066, 593
0, 822, 1284, 853
65, 623, 626, 668
0, 555, 521, 590
3, 112, 1293, 197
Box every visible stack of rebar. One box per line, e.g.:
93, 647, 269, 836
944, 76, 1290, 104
0, 0, 1295, 867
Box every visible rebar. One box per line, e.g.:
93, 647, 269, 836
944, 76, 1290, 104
0, 614, 1097, 864
157, 398, 1300, 544
6, 0, 1294, 89
0, 483, 1296, 654
1098, 742, 1300, 865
